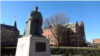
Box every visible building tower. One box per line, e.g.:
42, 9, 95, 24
13, 21, 17, 28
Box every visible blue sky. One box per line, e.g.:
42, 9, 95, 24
1, 1, 100, 43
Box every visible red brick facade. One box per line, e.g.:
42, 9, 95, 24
93, 39, 100, 47
42, 20, 86, 47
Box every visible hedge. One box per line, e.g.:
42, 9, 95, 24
1, 47, 100, 56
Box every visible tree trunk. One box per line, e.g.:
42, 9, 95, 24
57, 39, 59, 48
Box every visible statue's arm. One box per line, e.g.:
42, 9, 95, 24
26, 11, 35, 23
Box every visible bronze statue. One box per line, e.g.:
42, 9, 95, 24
24, 6, 43, 36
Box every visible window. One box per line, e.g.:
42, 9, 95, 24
51, 34, 53, 38
54, 40, 57, 43
70, 30, 72, 33
70, 34, 72, 38
48, 35, 50, 38
48, 29, 49, 32
45, 30, 46, 33
70, 41, 73, 43
14, 33, 17, 41
15, 33, 17, 37
77, 26, 79, 32
77, 29, 79, 32
51, 40, 53, 43
77, 34, 80, 37
73, 34, 75, 37
83, 36, 85, 39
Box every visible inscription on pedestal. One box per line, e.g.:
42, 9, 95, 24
35, 42, 46, 52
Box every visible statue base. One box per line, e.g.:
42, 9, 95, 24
23, 35, 45, 38
15, 36, 50, 56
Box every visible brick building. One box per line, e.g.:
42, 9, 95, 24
1, 21, 19, 47
42, 19, 86, 47
93, 39, 100, 47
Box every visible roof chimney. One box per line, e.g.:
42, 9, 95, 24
55, 18, 57, 25
62, 22, 65, 26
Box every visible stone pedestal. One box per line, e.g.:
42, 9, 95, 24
15, 36, 50, 56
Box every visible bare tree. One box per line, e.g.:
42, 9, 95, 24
43, 12, 70, 47
85, 40, 91, 45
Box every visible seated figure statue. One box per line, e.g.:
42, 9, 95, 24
24, 6, 43, 37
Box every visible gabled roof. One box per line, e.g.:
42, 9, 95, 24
43, 22, 77, 29
65, 22, 76, 28
1, 24, 19, 32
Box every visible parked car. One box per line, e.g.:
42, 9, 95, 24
88, 45, 93, 47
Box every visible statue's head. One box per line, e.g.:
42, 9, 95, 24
34, 6, 38, 11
